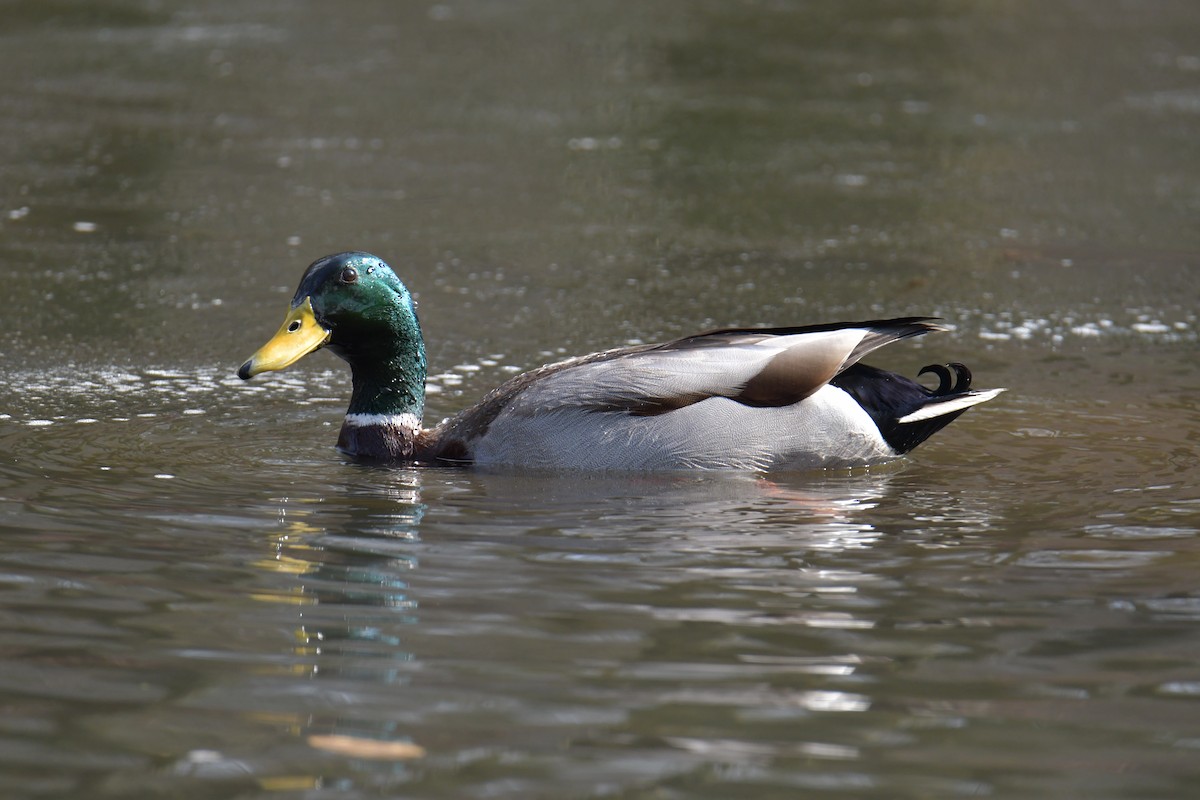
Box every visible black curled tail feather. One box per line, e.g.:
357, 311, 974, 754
917, 362, 972, 396
830, 362, 979, 454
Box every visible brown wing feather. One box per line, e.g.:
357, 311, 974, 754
732, 342, 850, 407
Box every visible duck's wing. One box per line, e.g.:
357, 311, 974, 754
625, 316, 943, 413
420, 317, 942, 460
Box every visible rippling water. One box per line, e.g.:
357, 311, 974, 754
2, 352, 1197, 798
3, 1, 1200, 798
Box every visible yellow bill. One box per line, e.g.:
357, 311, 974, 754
238, 297, 330, 379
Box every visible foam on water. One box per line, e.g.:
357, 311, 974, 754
0, 355, 522, 426
970, 308, 1195, 346
0, 364, 346, 426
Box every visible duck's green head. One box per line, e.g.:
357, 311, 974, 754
237, 252, 427, 415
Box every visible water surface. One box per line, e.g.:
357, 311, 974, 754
1, 2, 1199, 798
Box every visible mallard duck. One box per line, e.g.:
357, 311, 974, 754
238, 252, 1002, 470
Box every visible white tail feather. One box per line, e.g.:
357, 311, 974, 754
895, 388, 1005, 424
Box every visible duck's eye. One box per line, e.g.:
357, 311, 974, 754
287, 320, 302, 333
339, 266, 359, 284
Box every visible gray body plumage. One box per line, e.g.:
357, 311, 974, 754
424, 318, 1003, 471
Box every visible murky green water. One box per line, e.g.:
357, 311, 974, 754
2, 1, 1199, 797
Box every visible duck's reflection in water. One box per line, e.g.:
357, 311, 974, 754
249, 465, 951, 790
256, 469, 428, 778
